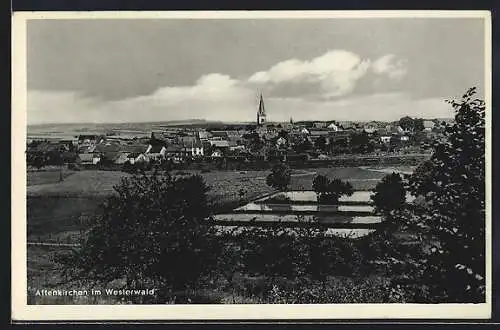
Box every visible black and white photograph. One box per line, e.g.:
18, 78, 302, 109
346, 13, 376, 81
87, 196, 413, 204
12, 11, 491, 320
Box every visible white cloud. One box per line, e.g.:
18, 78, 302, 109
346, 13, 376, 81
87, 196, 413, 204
29, 50, 443, 125
28, 89, 452, 125
28, 74, 257, 124
372, 54, 408, 80
248, 50, 373, 98
27, 90, 103, 124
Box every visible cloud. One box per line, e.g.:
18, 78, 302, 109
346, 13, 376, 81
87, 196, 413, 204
248, 50, 373, 98
29, 49, 448, 125
372, 54, 408, 80
28, 74, 256, 124
27, 90, 104, 124
28, 89, 452, 125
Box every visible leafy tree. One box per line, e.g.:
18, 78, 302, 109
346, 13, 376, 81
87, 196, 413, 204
266, 163, 292, 191
312, 175, 353, 204
121, 160, 137, 173
350, 131, 374, 153
399, 87, 486, 302
413, 118, 425, 132
314, 136, 327, 152
371, 172, 406, 214
245, 132, 265, 153
31, 155, 46, 171
312, 175, 330, 194
330, 137, 349, 155
389, 135, 402, 151
398, 116, 424, 132
278, 130, 289, 139
398, 116, 414, 132
62, 172, 219, 303
293, 138, 313, 154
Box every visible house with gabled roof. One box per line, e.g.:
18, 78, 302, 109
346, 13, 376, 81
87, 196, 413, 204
78, 152, 101, 165
146, 145, 167, 161
423, 120, 435, 132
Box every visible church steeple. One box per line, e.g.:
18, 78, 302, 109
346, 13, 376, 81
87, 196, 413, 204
257, 93, 267, 126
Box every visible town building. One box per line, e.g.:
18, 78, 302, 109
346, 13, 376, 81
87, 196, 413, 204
257, 93, 267, 126
423, 120, 436, 132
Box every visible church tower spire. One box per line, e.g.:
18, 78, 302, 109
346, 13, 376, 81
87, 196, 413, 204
257, 93, 267, 126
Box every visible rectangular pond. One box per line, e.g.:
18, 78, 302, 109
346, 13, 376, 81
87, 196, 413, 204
235, 202, 374, 214
210, 190, 413, 238
256, 190, 415, 204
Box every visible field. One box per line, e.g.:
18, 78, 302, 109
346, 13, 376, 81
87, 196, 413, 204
26, 165, 415, 304
27, 169, 76, 186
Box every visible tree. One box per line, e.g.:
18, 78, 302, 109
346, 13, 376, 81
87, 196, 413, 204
266, 163, 292, 191
62, 172, 219, 303
399, 87, 486, 302
413, 118, 425, 132
278, 130, 289, 139
371, 172, 406, 214
314, 136, 327, 152
31, 155, 46, 171
245, 132, 264, 153
330, 137, 349, 155
398, 116, 414, 132
398, 116, 424, 132
312, 175, 353, 204
350, 132, 374, 153
293, 138, 313, 154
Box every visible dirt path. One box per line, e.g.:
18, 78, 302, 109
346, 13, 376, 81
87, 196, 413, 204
255, 170, 317, 180
28, 242, 80, 248
360, 167, 415, 175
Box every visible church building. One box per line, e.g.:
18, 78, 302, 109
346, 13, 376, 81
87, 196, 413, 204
257, 94, 267, 126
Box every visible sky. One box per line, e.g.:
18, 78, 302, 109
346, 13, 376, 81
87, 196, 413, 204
26, 17, 486, 125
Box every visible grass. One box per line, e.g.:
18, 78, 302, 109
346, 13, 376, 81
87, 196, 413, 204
27, 171, 131, 197
27, 196, 106, 239
27, 246, 124, 304
27, 169, 76, 186
289, 167, 387, 191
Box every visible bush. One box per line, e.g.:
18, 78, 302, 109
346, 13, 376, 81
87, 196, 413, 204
121, 161, 136, 173
265, 194, 292, 204
61, 172, 220, 303
266, 163, 292, 191
218, 223, 372, 284
68, 163, 81, 171
391, 87, 486, 302
371, 172, 406, 214
312, 175, 353, 204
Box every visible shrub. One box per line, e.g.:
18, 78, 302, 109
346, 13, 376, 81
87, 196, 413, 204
371, 172, 406, 214
265, 194, 292, 204
61, 172, 220, 303
392, 87, 486, 302
266, 163, 292, 191
121, 161, 136, 173
312, 175, 353, 204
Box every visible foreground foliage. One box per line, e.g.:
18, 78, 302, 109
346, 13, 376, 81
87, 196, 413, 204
312, 175, 354, 204
392, 87, 486, 302
62, 172, 219, 303
266, 163, 292, 191
371, 172, 406, 215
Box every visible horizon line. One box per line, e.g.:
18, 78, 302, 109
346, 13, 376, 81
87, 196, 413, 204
27, 116, 455, 127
